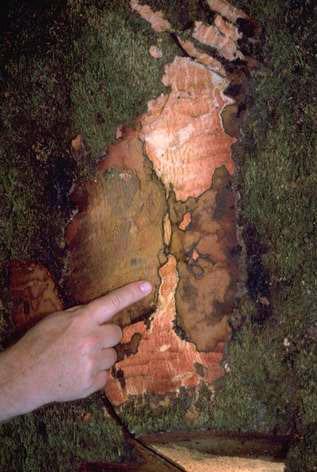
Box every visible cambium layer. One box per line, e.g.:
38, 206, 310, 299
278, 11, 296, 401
9, 0, 259, 408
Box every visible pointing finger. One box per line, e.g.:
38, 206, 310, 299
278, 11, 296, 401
86, 281, 152, 325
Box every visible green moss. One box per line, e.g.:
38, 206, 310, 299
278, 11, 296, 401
0, 0, 75, 279
286, 424, 317, 472
0, 167, 37, 261
212, 320, 296, 434
120, 384, 221, 436
121, 391, 193, 435
0, 394, 125, 471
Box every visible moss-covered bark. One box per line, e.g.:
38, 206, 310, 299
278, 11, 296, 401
0, 0, 315, 470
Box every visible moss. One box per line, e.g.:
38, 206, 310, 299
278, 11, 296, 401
127, 384, 217, 434
0, 167, 37, 261
286, 424, 317, 472
120, 384, 220, 436
0, 394, 125, 471
0, 0, 75, 281
121, 390, 193, 435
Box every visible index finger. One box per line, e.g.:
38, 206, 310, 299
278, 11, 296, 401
85, 281, 152, 325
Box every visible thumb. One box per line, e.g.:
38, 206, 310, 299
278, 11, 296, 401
86, 281, 152, 325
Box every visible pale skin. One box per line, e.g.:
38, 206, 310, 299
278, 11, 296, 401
0, 280, 152, 422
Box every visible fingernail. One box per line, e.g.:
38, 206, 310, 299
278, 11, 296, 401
139, 281, 152, 294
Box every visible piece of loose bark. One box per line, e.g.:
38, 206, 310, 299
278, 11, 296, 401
151, 445, 284, 472
9, 260, 63, 331
176, 36, 226, 76
207, 0, 248, 23
193, 21, 244, 61
214, 14, 242, 42
130, 0, 171, 32
149, 45, 163, 59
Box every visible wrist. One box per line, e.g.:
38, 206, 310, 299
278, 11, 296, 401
0, 351, 43, 421
0, 377, 35, 422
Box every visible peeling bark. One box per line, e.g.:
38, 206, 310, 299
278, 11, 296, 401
175, 36, 226, 76
58, 1, 255, 406
193, 21, 244, 61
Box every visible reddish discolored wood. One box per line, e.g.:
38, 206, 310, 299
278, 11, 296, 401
9, 261, 63, 331
178, 212, 192, 231
137, 54, 241, 353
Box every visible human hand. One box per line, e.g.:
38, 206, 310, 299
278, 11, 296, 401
0, 281, 152, 420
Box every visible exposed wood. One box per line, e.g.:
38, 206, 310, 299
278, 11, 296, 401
140, 430, 290, 460
105, 255, 224, 404
151, 445, 285, 472
175, 36, 227, 76
141, 56, 235, 201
